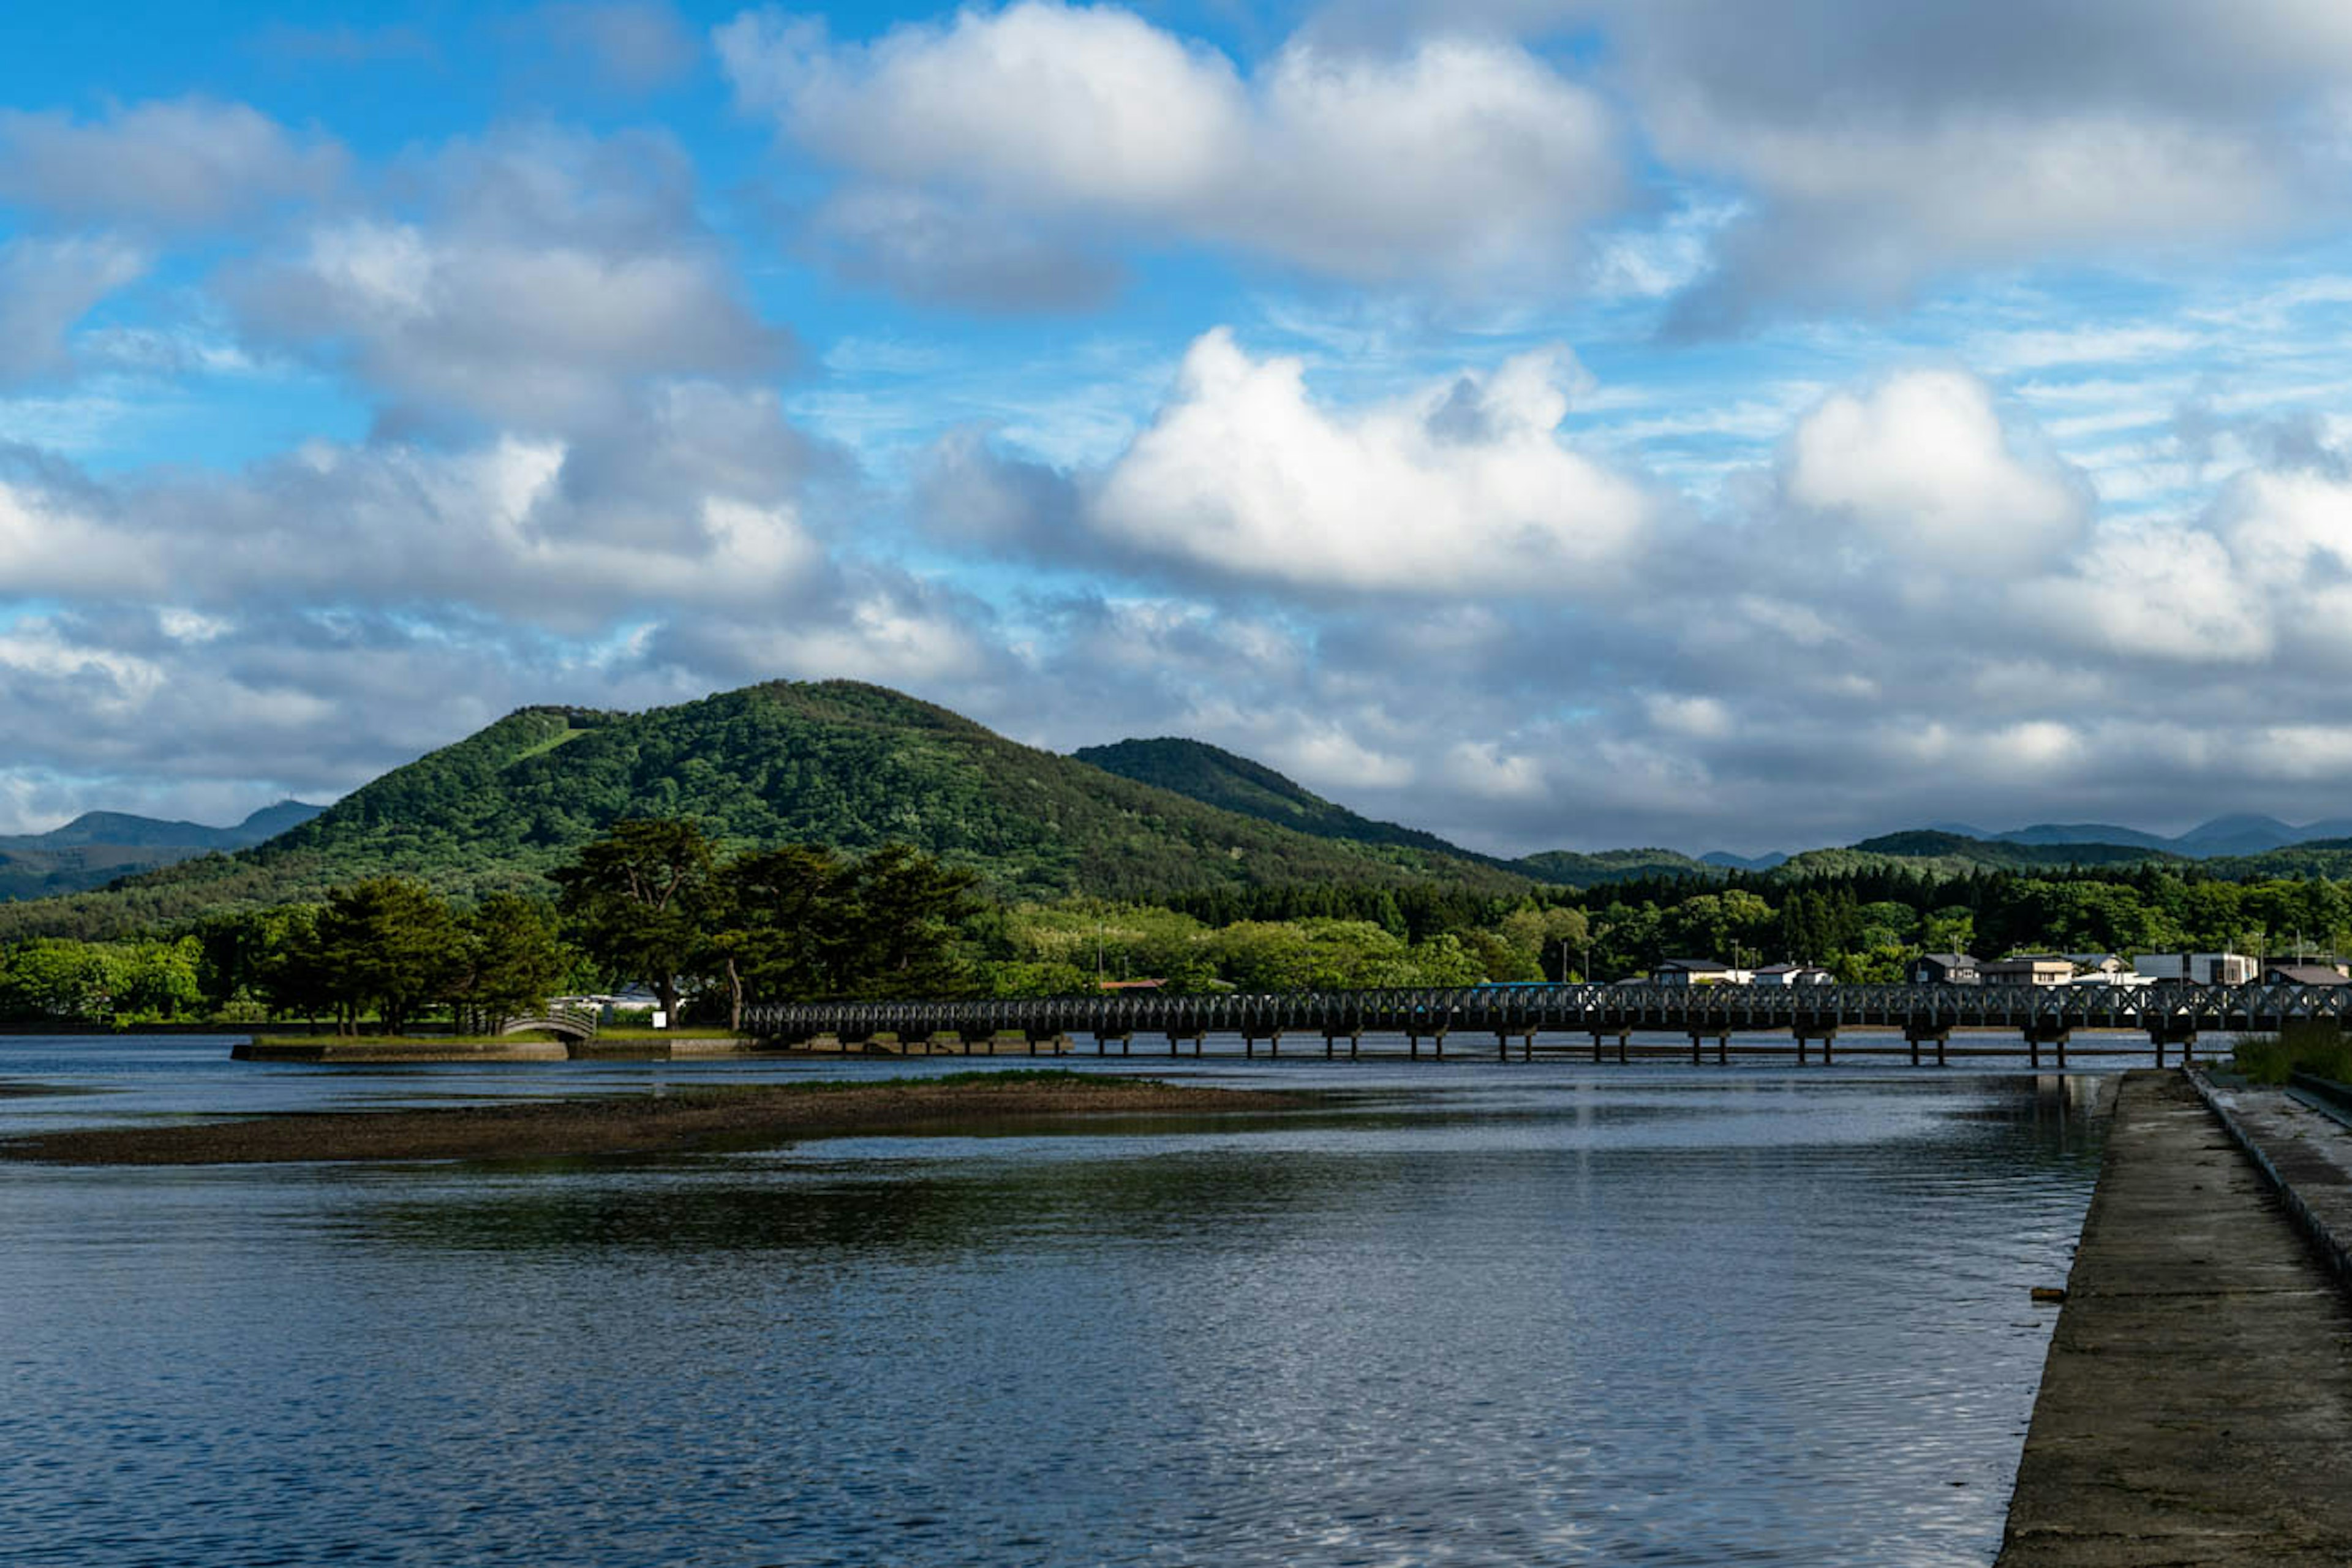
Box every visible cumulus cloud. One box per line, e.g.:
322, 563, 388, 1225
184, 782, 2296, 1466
228, 126, 789, 429
1783, 369, 2090, 573
0, 238, 148, 386
1589, 0, 2352, 322
717, 2, 1621, 295
0, 98, 345, 231
1085, 330, 1651, 592
0, 383, 838, 628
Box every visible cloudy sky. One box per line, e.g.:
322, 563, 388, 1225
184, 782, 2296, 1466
7, 1, 2352, 855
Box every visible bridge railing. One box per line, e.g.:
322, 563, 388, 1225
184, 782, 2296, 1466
739, 981, 2352, 1045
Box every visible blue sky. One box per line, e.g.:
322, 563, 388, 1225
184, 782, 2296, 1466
7, 0, 2352, 854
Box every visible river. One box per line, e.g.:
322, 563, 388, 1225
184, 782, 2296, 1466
0, 1037, 2109, 1566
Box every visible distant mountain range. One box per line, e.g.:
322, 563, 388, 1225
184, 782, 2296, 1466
1924, 815, 2352, 859
0, 801, 322, 902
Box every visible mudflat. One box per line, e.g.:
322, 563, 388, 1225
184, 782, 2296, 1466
1, 1074, 1310, 1166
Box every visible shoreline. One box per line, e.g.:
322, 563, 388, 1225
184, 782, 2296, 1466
0, 1074, 1312, 1166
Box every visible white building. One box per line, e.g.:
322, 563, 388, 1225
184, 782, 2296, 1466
1651, 958, 1752, 986
2132, 952, 2258, 986
1752, 962, 1834, 987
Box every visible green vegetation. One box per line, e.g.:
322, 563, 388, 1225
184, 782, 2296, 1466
2229, 1025, 2352, 1086
1515, 847, 1719, 887
1072, 736, 1500, 864
11, 680, 2352, 1030
0, 683, 1522, 942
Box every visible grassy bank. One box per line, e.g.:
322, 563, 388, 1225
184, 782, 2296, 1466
2228, 1024, 2352, 1085
1, 1072, 1309, 1165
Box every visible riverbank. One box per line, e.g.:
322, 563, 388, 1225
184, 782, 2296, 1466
1996, 1070, 2352, 1565
0, 1073, 1311, 1165
231, 1035, 755, 1062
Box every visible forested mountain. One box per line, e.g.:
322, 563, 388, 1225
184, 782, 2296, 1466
1071, 736, 1505, 864
1777, 830, 2183, 878
1515, 848, 1722, 888
1071, 739, 1744, 890
1920, 815, 2352, 858
0, 682, 1528, 940
0, 801, 322, 902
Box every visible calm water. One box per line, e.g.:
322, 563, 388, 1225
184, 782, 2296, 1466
0, 1038, 2112, 1567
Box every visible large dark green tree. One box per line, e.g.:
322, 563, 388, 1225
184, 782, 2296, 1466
307, 877, 462, 1034
549, 818, 718, 1020
458, 893, 565, 1020
833, 843, 984, 1000
707, 844, 848, 1031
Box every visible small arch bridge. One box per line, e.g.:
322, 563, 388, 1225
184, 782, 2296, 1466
459, 1005, 601, 1045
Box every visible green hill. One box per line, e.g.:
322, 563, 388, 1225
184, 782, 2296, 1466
1776, 830, 2183, 880
1071, 736, 1502, 862
0, 681, 1530, 940
1513, 848, 1720, 888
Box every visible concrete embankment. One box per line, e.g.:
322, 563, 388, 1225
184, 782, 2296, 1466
1996, 1071, 2352, 1566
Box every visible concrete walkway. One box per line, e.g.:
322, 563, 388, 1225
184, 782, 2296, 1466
1997, 1070, 2352, 1566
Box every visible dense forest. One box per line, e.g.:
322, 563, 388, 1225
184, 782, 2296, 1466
7, 827, 2350, 1028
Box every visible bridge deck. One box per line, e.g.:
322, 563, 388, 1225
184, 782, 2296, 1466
747, 981, 2347, 1061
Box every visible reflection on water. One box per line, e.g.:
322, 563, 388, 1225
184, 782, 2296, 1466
0, 1039, 2106, 1567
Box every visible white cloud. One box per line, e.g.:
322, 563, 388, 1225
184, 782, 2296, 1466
0, 383, 834, 628
1604, 0, 2352, 320
1785, 369, 2089, 571
0, 98, 344, 230
229, 126, 787, 428
718, 2, 1621, 290
2017, 521, 2271, 663
1086, 330, 1651, 593
0, 238, 148, 386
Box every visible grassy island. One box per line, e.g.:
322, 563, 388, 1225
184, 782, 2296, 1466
1, 1072, 1310, 1166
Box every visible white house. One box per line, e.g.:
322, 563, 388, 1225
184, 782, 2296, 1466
1651, 958, 1752, 986
2133, 952, 2258, 986
1752, 962, 1834, 987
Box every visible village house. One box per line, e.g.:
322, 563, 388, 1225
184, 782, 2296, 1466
1752, 962, 1834, 987
1980, 954, 2078, 988
2134, 952, 2258, 986
2261, 962, 2351, 987
1910, 952, 1981, 985
1651, 958, 1751, 986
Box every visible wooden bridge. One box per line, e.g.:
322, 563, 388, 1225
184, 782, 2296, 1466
742, 982, 2352, 1067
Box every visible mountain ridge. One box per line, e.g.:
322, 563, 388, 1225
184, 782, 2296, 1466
0, 800, 324, 903
0, 682, 1528, 939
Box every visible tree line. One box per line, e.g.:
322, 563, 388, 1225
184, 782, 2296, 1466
10, 823, 2352, 1028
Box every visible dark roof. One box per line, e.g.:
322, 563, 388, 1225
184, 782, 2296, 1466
2265, 964, 2350, 985
1917, 953, 1980, 967
1657, 957, 1735, 971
